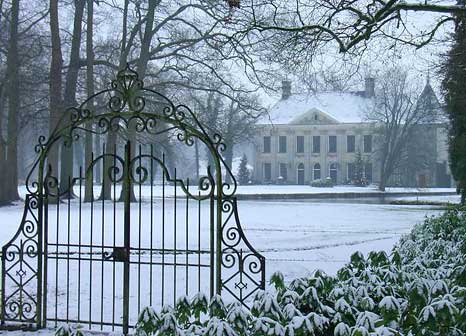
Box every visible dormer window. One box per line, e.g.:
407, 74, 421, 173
314, 114, 318, 121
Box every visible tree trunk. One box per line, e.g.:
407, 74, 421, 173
379, 167, 386, 191
194, 138, 200, 181
49, 0, 62, 184
118, 0, 158, 202
0, 83, 7, 203
60, 0, 85, 196
100, 0, 129, 200
84, 0, 94, 202
4, 0, 20, 201
94, 127, 101, 184
224, 141, 234, 184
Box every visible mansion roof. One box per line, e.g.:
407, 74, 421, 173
262, 92, 372, 125
262, 80, 445, 126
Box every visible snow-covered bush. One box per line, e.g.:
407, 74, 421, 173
54, 324, 84, 336
310, 178, 334, 188
134, 207, 466, 336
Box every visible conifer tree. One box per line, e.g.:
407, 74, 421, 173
237, 154, 250, 185
442, 2, 466, 203
353, 151, 366, 187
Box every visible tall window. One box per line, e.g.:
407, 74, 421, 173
347, 135, 355, 153
364, 163, 373, 182
297, 163, 305, 185
329, 163, 338, 183
313, 163, 321, 180
263, 163, 272, 181
296, 136, 304, 153
279, 136, 287, 153
263, 136, 271, 153
312, 136, 320, 153
329, 136, 337, 153
347, 163, 355, 181
279, 163, 288, 181
364, 135, 372, 153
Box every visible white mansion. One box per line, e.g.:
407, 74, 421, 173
251, 79, 452, 187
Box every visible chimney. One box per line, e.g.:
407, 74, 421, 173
364, 77, 375, 98
281, 80, 291, 100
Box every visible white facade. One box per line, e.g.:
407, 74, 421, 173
252, 81, 452, 187
253, 121, 378, 185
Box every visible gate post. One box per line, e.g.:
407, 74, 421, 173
123, 141, 131, 335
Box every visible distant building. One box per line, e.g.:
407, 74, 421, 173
251, 79, 453, 187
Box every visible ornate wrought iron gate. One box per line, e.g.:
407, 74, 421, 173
1, 66, 265, 334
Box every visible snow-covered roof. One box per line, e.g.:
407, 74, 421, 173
262, 92, 373, 125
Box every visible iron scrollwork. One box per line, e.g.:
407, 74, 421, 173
220, 197, 266, 307
1, 64, 266, 331
1, 194, 40, 325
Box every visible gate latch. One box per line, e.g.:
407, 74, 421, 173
103, 247, 129, 262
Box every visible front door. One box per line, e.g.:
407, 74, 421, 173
297, 164, 305, 185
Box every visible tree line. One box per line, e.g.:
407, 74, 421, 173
1, 0, 464, 203
0, 0, 267, 204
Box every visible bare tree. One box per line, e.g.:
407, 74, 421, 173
84, 0, 94, 202
234, 0, 461, 58
49, 0, 63, 186
60, 0, 86, 195
2, 0, 21, 202
92, 0, 266, 200
366, 67, 438, 191
190, 85, 265, 183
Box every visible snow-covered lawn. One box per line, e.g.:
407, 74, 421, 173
233, 200, 442, 277
0, 197, 443, 335
392, 194, 461, 203
0, 197, 443, 278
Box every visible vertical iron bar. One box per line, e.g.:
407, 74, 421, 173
101, 148, 105, 330
122, 141, 131, 336
185, 179, 189, 295
173, 168, 177, 305
66, 176, 71, 322
209, 196, 214, 299
37, 166, 45, 328
216, 170, 222, 296
137, 145, 142, 312
161, 153, 165, 306
54, 183, 60, 328
198, 192, 201, 292
149, 145, 154, 306
1, 248, 5, 326
42, 176, 49, 327
78, 167, 83, 322
89, 151, 94, 330
112, 145, 116, 331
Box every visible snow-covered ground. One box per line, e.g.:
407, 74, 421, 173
0, 197, 445, 277
392, 194, 461, 203
236, 185, 455, 195
16, 185, 457, 203
236, 199, 443, 277
0, 196, 446, 335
